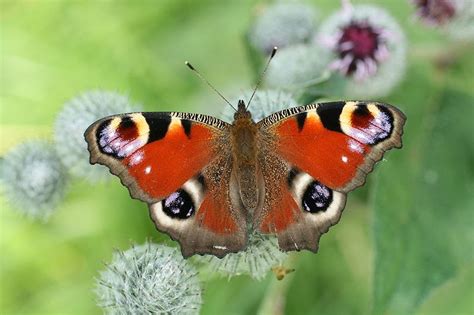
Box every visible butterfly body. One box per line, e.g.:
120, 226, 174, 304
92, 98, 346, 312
85, 100, 405, 258
230, 100, 261, 212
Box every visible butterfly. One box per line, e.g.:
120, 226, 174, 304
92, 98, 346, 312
85, 99, 405, 258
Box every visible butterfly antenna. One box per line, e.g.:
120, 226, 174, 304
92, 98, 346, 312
185, 61, 238, 112
246, 46, 278, 110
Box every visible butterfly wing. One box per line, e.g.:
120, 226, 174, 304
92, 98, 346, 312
255, 101, 406, 252
85, 112, 247, 257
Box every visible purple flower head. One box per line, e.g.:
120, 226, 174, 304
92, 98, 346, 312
412, 0, 457, 25
411, 0, 474, 40
317, 3, 407, 98
331, 20, 390, 81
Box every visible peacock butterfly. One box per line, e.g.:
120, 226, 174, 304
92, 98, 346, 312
84, 51, 406, 258
85, 98, 405, 258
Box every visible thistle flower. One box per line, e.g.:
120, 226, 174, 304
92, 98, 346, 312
412, 0, 457, 25
0, 140, 68, 221
221, 90, 299, 123
54, 91, 139, 182
411, 0, 474, 40
446, 1, 474, 40
265, 44, 331, 90
96, 242, 202, 315
249, 2, 318, 54
196, 231, 288, 281
317, 3, 407, 98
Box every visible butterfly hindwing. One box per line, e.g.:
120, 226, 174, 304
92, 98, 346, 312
255, 160, 347, 252
256, 101, 405, 252
148, 155, 247, 257
85, 112, 247, 257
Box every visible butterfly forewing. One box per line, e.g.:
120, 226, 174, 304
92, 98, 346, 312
258, 101, 405, 192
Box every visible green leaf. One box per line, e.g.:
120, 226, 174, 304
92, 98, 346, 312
243, 31, 266, 84
415, 265, 474, 315
284, 201, 372, 315
201, 276, 270, 315
372, 62, 474, 314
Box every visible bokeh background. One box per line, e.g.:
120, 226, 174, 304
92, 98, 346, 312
1, 0, 473, 314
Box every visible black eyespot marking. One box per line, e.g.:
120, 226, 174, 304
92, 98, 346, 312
353, 103, 370, 116
317, 101, 345, 132
119, 116, 135, 129
296, 112, 307, 131
146, 113, 171, 143
162, 189, 195, 219
287, 168, 300, 188
302, 181, 333, 213
197, 173, 206, 192
181, 119, 192, 138
95, 119, 111, 138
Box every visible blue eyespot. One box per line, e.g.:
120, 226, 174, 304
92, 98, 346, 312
162, 189, 195, 219
302, 181, 333, 213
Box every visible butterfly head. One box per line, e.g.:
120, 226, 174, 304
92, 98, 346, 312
233, 99, 252, 121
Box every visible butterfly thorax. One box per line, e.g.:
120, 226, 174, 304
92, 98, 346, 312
231, 100, 260, 211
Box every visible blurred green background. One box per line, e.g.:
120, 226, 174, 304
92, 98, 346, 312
1, 0, 473, 314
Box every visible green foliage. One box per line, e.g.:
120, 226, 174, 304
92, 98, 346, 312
372, 59, 474, 314
265, 44, 331, 91
248, 2, 318, 54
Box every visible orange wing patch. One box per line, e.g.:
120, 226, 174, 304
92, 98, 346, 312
124, 120, 215, 199
259, 184, 298, 233
197, 192, 238, 234
274, 111, 370, 189
255, 153, 299, 234
194, 155, 242, 235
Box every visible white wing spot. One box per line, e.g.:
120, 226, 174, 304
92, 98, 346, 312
129, 152, 144, 166
349, 139, 364, 153
342, 156, 348, 163
213, 245, 227, 250
145, 166, 152, 174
